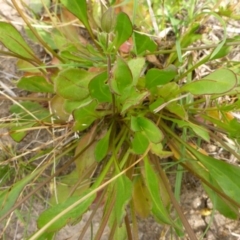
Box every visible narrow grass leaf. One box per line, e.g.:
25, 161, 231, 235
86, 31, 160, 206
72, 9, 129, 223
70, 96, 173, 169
181, 69, 237, 95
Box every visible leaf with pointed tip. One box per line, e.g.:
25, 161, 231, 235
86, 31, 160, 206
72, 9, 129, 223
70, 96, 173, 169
114, 12, 133, 49
146, 68, 177, 89
60, 0, 93, 37
144, 157, 172, 224
137, 117, 163, 143
181, 69, 237, 95
17, 76, 54, 93
0, 22, 36, 60
89, 71, 112, 103
133, 32, 157, 55
110, 57, 133, 94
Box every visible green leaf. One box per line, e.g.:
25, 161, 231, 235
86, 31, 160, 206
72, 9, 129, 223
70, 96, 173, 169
188, 146, 240, 204
157, 82, 180, 99
60, 0, 93, 37
73, 100, 98, 131
114, 12, 133, 49
175, 120, 210, 142
149, 98, 165, 112
113, 175, 132, 224
210, 44, 232, 60
181, 69, 237, 95
133, 32, 157, 55
0, 169, 41, 218
132, 131, 149, 154
203, 182, 239, 219
187, 122, 210, 142
137, 117, 163, 143
166, 103, 187, 119
110, 57, 133, 94
146, 68, 177, 89
17, 76, 54, 93
37, 190, 95, 232
55, 68, 95, 101
89, 71, 112, 103
95, 127, 111, 162
128, 57, 146, 85
0, 22, 36, 60
10, 122, 35, 142
121, 90, 149, 114
131, 116, 141, 132
150, 143, 173, 159
144, 157, 172, 224
64, 97, 92, 113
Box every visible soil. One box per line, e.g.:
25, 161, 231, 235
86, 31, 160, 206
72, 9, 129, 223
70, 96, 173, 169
1, 1, 240, 239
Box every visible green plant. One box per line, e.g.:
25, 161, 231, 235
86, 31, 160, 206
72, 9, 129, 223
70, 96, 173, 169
1, 0, 240, 239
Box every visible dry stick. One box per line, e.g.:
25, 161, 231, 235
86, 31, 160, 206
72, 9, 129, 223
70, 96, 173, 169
151, 153, 198, 240
0, 137, 96, 223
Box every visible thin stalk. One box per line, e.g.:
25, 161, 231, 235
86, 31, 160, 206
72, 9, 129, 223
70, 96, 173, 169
106, 33, 116, 114
149, 41, 240, 55
151, 153, 198, 240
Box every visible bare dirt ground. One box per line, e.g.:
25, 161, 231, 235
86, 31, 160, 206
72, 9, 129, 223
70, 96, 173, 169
1, 1, 240, 239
